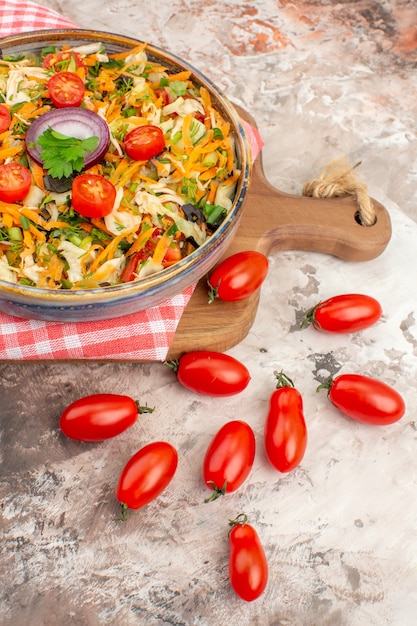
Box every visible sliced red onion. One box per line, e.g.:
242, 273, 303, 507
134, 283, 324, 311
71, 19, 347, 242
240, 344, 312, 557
25, 107, 110, 169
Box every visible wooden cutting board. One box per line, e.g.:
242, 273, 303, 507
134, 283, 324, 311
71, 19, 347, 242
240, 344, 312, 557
166, 107, 392, 359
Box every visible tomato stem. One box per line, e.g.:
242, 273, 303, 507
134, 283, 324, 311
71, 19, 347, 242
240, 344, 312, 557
300, 303, 320, 329
119, 502, 129, 522
163, 359, 179, 373
136, 402, 155, 414
204, 480, 227, 503
228, 512, 248, 531
316, 377, 333, 393
273, 370, 295, 389
207, 278, 220, 304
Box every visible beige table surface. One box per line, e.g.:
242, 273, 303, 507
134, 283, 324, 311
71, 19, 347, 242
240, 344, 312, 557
1, 2, 417, 625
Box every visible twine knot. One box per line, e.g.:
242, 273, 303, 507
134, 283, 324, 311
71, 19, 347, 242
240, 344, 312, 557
302, 157, 376, 226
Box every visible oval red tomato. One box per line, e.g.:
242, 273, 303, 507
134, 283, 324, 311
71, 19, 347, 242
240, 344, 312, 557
303, 293, 382, 333
207, 250, 269, 303
48, 71, 85, 108
264, 372, 307, 472
203, 420, 255, 500
319, 373, 405, 425
71, 173, 116, 218
0, 163, 32, 203
168, 350, 251, 396
228, 514, 268, 602
59, 393, 140, 441
116, 441, 178, 520
124, 125, 165, 161
0, 104, 11, 134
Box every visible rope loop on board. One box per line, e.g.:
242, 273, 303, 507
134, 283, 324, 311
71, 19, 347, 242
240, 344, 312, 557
302, 157, 376, 226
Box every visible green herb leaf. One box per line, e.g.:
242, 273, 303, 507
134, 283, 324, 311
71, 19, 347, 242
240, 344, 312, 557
36, 128, 99, 179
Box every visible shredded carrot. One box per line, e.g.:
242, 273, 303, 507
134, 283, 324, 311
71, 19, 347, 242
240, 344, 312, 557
28, 223, 46, 242
89, 229, 135, 273
200, 86, 213, 115
109, 158, 130, 185
28, 159, 46, 191
79, 222, 93, 233
152, 230, 173, 266
0, 145, 23, 161
108, 43, 147, 60
23, 229, 34, 248
29, 105, 51, 119
181, 113, 195, 151
125, 226, 154, 258
167, 71, 192, 82
117, 160, 146, 189
2, 213, 14, 228
207, 180, 218, 204
44, 220, 72, 230
84, 163, 103, 177
105, 99, 122, 124
20, 207, 48, 228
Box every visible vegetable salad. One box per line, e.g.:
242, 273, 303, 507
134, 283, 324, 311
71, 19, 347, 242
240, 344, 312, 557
0, 41, 241, 289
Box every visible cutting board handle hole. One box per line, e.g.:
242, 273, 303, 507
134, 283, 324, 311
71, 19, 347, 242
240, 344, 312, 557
355, 210, 377, 227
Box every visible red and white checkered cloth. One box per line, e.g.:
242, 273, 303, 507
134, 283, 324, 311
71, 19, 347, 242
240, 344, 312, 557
0, 0, 77, 34
0, 1, 264, 360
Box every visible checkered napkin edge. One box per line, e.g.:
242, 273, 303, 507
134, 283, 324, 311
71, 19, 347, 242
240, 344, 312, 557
0, 0, 78, 35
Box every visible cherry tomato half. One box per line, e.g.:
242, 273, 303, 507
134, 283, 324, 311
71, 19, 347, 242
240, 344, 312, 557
207, 250, 269, 303
203, 420, 255, 500
116, 441, 178, 520
0, 104, 11, 134
302, 293, 382, 333
42, 51, 86, 74
71, 173, 116, 218
154, 87, 170, 107
167, 350, 251, 396
120, 233, 183, 282
48, 71, 85, 108
0, 163, 31, 203
264, 372, 307, 473
228, 514, 268, 602
162, 240, 182, 266
318, 373, 405, 425
124, 125, 165, 161
59, 393, 141, 442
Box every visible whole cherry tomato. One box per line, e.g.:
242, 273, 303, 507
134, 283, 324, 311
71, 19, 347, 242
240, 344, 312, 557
48, 71, 85, 108
302, 293, 382, 333
166, 350, 251, 396
203, 420, 255, 501
264, 372, 307, 473
207, 250, 269, 303
228, 513, 268, 602
59, 393, 151, 441
124, 125, 165, 161
0, 104, 11, 134
0, 163, 31, 202
318, 373, 405, 425
116, 441, 178, 520
71, 173, 116, 218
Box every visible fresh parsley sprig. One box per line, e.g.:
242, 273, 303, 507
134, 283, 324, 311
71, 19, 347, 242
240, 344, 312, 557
33, 128, 99, 179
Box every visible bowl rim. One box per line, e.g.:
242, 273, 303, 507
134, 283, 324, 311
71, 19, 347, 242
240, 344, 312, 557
0, 28, 252, 305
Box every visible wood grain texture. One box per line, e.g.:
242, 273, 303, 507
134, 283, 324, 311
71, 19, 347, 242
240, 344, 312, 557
167, 107, 392, 359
